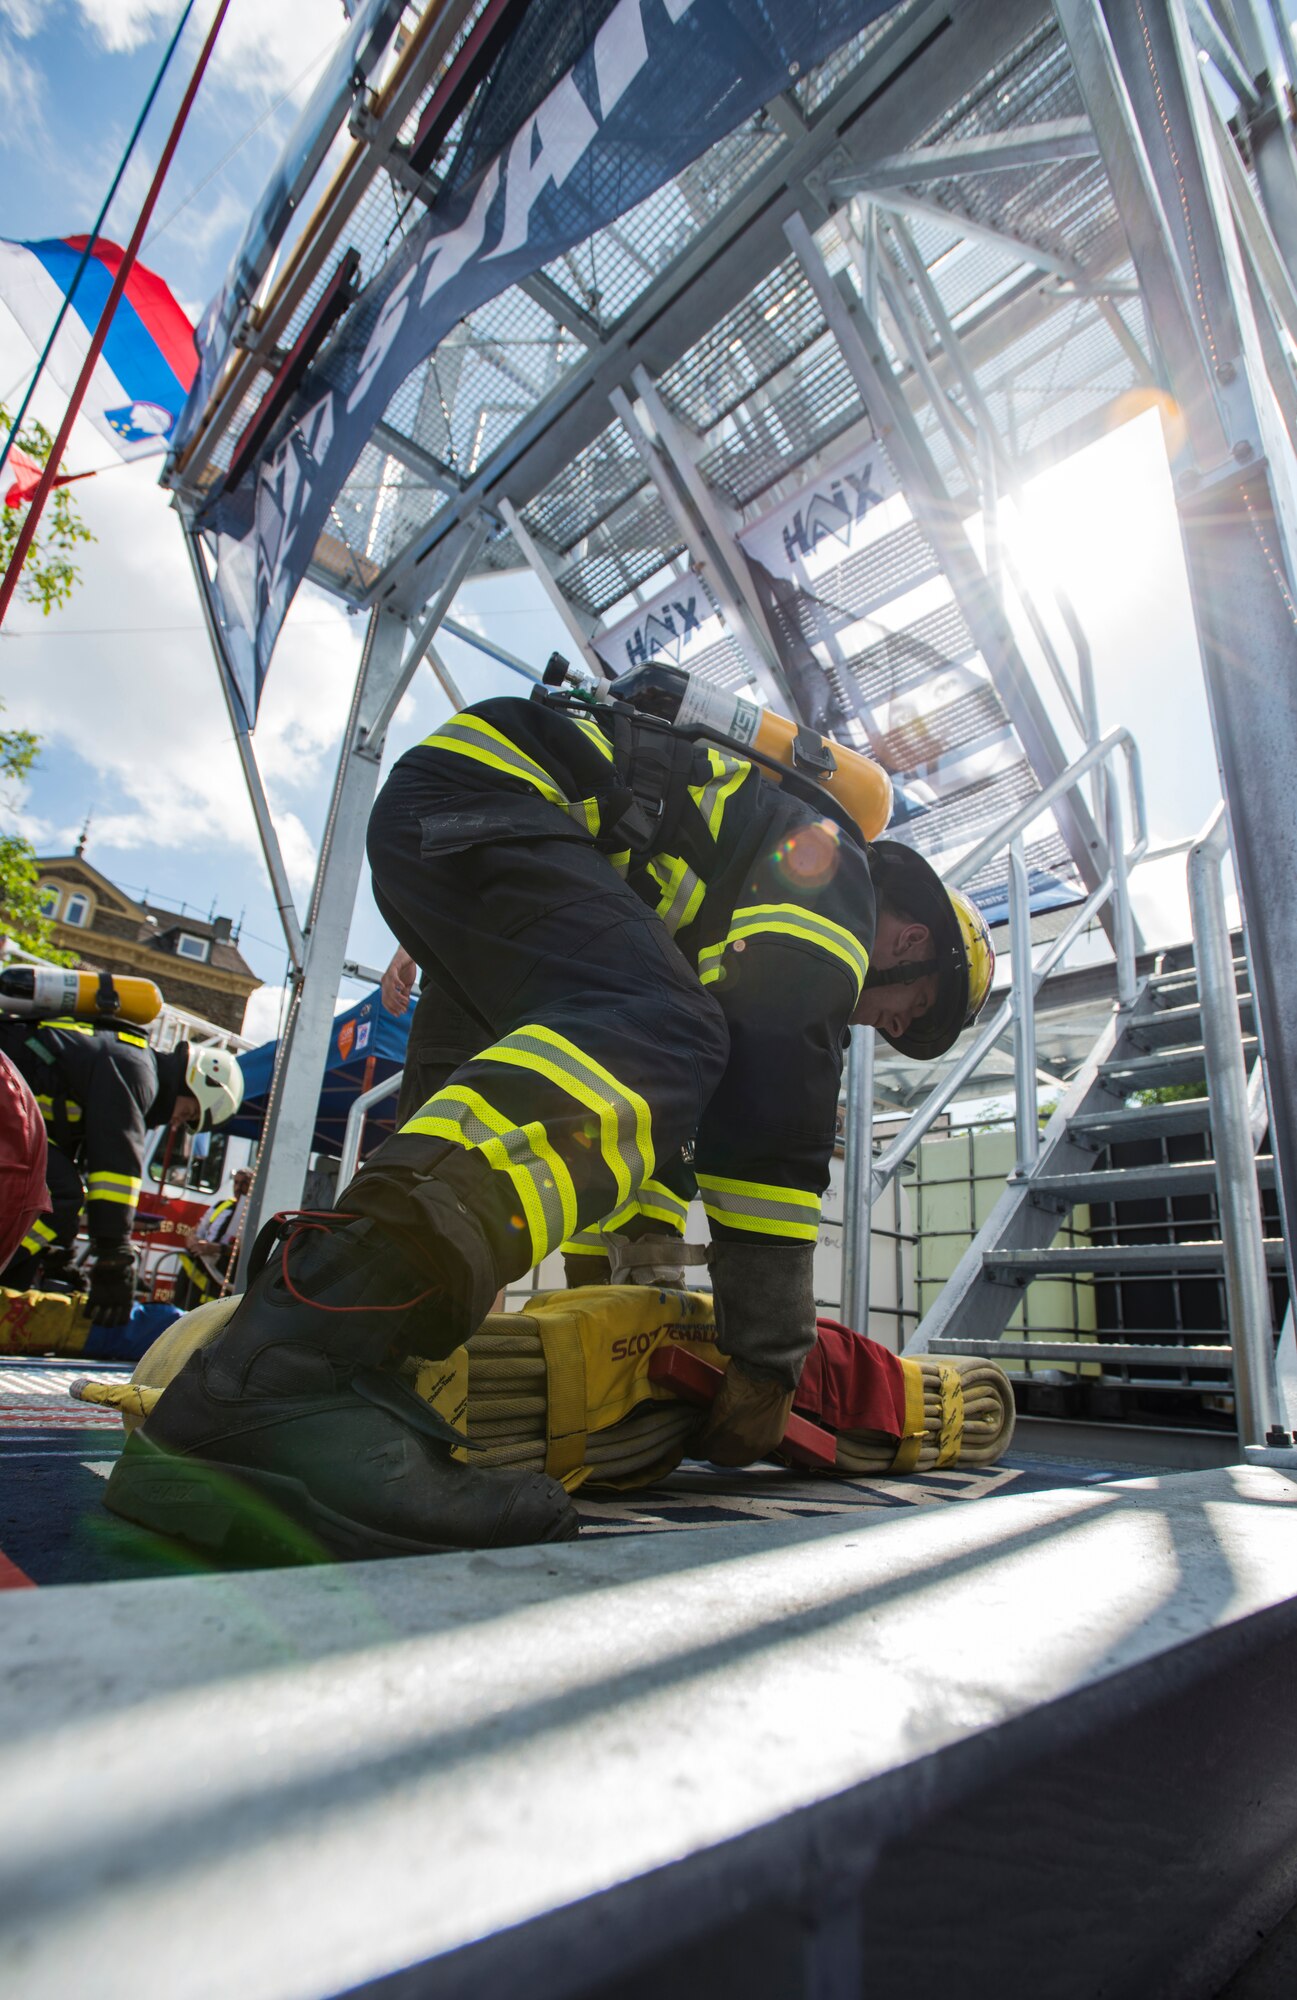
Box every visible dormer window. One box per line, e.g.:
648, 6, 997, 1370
176, 932, 211, 963
38, 883, 60, 918
63, 892, 91, 928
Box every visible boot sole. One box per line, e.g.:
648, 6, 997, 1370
104, 1437, 579, 1567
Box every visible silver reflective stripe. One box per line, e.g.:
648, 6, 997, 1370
689, 746, 750, 841
402, 1083, 575, 1265
423, 715, 566, 806
489, 1025, 654, 1205
695, 1172, 820, 1241
648, 853, 704, 935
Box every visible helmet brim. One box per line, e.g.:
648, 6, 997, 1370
869, 841, 973, 1061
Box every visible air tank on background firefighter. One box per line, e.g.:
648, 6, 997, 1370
0, 966, 163, 1026
608, 662, 893, 842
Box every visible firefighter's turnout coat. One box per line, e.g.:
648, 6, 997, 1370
0, 1018, 178, 1276
359, 695, 876, 1318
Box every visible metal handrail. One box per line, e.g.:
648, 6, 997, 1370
338, 1070, 402, 1189
1186, 804, 1281, 1448
842, 729, 1148, 1322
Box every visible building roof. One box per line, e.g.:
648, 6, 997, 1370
36, 854, 259, 989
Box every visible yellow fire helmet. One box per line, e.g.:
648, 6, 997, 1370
866, 840, 996, 1060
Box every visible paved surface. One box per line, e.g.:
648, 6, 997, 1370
1, 1461, 1295, 1999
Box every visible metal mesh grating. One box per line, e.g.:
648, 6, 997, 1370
795, 0, 930, 117
877, 685, 1009, 771
560, 485, 685, 614
657, 256, 825, 432
697, 334, 866, 508
846, 601, 977, 708
522, 419, 645, 553
539, 117, 786, 332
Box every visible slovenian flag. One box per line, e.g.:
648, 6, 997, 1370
0, 235, 197, 461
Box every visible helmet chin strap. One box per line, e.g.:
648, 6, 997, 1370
861, 956, 943, 990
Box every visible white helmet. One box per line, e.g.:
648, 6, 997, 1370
185, 1045, 244, 1130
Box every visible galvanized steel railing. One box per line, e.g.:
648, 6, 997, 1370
841, 727, 1148, 1334
1186, 804, 1283, 1446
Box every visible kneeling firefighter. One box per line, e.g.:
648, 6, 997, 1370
106, 664, 993, 1561
0, 974, 245, 1324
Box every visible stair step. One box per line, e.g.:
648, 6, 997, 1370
983, 1240, 1286, 1278
1069, 1098, 1216, 1143
1028, 1158, 1276, 1205
931, 1337, 1233, 1369
1130, 999, 1255, 1048
1100, 1042, 1257, 1088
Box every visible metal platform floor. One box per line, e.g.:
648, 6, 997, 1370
2, 1359, 1296, 1999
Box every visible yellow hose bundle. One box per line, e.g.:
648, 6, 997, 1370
70, 1287, 1015, 1490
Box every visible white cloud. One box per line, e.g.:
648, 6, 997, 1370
0, 311, 361, 932
0, 0, 42, 37
0, 33, 45, 140
241, 979, 288, 1045
73, 0, 347, 100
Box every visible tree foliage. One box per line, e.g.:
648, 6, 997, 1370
0, 711, 72, 963
0, 403, 95, 615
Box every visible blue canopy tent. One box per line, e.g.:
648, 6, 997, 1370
229, 988, 411, 1160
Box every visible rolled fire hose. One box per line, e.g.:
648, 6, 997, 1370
71, 1320, 1015, 1486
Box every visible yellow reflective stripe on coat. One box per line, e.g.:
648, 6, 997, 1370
42, 1017, 149, 1048
86, 1171, 142, 1207
688, 745, 750, 841
179, 1254, 217, 1296
645, 852, 704, 936
602, 1176, 690, 1236
488, 1024, 654, 1210
697, 903, 869, 1000
695, 1171, 821, 1241
19, 1217, 58, 1256
568, 713, 615, 763
567, 795, 602, 837
403, 1082, 578, 1266
421, 713, 567, 807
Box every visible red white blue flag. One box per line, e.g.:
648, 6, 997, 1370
0, 235, 197, 461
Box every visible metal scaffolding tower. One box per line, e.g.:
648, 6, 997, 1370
167, 0, 1297, 1270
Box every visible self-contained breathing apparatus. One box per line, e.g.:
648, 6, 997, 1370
532, 653, 993, 1059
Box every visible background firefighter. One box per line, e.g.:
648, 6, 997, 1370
106, 690, 992, 1563
0, 1019, 244, 1325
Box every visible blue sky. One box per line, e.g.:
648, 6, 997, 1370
0, 0, 1230, 1043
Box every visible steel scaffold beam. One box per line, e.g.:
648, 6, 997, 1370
1058, 0, 1297, 1274
785, 209, 1120, 944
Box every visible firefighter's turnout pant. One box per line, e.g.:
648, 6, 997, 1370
348, 756, 729, 1352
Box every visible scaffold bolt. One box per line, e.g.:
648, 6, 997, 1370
1176, 467, 1201, 494
1234, 440, 1255, 463
1216, 361, 1237, 384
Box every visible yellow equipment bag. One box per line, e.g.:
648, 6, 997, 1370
0, 1286, 93, 1355
72, 1287, 1016, 1492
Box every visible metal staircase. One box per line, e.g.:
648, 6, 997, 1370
894, 827, 1293, 1464
837, 738, 1293, 1464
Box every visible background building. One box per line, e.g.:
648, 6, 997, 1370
34, 850, 260, 1035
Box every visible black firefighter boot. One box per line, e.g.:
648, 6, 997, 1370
104, 1210, 578, 1563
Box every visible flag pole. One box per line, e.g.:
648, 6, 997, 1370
0, 0, 228, 629
0, 0, 197, 485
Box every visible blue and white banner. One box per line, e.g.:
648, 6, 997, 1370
194, 0, 897, 721
178, 0, 406, 440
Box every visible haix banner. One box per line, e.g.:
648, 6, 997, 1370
195, 0, 898, 720
592, 570, 725, 678
737, 431, 1079, 916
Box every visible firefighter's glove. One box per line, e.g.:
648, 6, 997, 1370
700, 1240, 817, 1466
87, 1245, 138, 1327
699, 1363, 795, 1467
